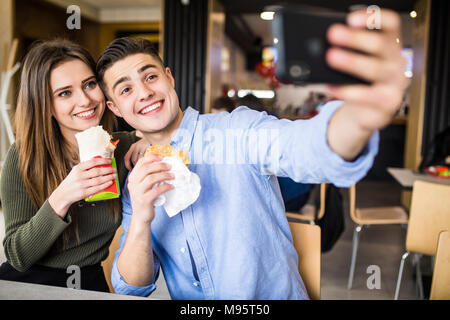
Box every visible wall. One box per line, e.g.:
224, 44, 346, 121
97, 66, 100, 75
98, 22, 160, 57
204, 0, 226, 113
0, 0, 14, 164
402, 0, 431, 208
14, 0, 100, 60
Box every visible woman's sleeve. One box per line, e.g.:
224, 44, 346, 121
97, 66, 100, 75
1, 144, 71, 272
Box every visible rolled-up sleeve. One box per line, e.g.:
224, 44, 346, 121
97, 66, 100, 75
308, 100, 379, 187
111, 176, 161, 297
229, 100, 379, 187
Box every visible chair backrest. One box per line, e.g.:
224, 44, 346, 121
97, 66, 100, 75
348, 185, 357, 222
316, 183, 326, 220
406, 180, 450, 255
288, 221, 321, 300
286, 183, 326, 221
430, 231, 450, 300
101, 225, 124, 293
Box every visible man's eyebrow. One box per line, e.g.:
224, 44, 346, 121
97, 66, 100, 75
138, 64, 158, 73
112, 76, 131, 92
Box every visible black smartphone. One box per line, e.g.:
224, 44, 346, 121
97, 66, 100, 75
272, 6, 367, 85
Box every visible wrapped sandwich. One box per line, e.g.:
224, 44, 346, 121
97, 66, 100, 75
75, 125, 120, 202
145, 144, 201, 217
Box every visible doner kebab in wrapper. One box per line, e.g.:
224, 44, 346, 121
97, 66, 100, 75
145, 144, 201, 217
75, 125, 120, 202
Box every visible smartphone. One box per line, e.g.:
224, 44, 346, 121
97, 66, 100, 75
272, 6, 367, 85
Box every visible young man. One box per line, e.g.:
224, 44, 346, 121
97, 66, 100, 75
97, 9, 407, 299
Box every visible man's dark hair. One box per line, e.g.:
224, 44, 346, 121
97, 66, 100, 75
96, 37, 164, 94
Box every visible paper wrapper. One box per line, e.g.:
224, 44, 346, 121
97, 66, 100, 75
75, 126, 120, 202
145, 145, 201, 217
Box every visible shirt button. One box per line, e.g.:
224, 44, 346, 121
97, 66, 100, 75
193, 282, 199, 287
180, 247, 186, 253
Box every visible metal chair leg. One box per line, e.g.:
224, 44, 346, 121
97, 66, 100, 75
394, 251, 410, 300
347, 225, 362, 289
415, 254, 424, 300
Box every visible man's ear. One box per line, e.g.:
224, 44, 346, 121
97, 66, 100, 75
165, 67, 175, 88
106, 100, 123, 118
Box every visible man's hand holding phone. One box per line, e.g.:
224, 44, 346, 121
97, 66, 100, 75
273, 7, 407, 160
326, 9, 407, 132
326, 9, 407, 161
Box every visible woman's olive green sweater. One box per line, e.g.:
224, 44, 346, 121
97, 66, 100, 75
0, 131, 138, 272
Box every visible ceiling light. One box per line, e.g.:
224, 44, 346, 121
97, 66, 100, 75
410, 10, 417, 18
238, 90, 275, 99
260, 11, 274, 21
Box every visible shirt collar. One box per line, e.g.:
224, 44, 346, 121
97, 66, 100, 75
169, 107, 199, 152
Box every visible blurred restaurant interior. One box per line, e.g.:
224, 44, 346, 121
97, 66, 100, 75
0, 0, 449, 300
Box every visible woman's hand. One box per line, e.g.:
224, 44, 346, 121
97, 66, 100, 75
126, 154, 174, 224
48, 157, 117, 219
124, 136, 149, 171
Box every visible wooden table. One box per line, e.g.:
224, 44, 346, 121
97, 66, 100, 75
0, 279, 153, 300
387, 167, 450, 190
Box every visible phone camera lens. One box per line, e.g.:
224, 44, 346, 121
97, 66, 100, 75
289, 63, 311, 79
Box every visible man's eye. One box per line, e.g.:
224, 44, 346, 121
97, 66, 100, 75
146, 74, 157, 81
120, 87, 131, 95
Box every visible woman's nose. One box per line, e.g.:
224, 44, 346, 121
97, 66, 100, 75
77, 89, 92, 108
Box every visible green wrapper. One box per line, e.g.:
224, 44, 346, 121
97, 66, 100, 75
85, 157, 120, 202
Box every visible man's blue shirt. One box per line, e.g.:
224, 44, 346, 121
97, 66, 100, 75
111, 101, 379, 299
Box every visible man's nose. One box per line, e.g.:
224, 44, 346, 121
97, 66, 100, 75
137, 81, 154, 101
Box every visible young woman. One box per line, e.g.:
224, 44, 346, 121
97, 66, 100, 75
0, 39, 146, 292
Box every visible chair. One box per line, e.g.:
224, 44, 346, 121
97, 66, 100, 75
288, 220, 321, 300
286, 183, 326, 224
102, 226, 124, 293
347, 184, 409, 290
429, 231, 450, 300
394, 180, 450, 299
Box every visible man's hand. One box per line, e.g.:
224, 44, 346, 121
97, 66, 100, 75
325, 8, 407, 160
117, 154, 174, 287
127, 154, 174, 223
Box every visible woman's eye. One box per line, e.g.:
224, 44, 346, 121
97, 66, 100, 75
85, 80, 97, 89
58, 90, 71, 97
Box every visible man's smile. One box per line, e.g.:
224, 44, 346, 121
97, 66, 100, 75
138, 100, 164, 115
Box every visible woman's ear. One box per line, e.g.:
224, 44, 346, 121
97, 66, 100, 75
106, 100, 123, 118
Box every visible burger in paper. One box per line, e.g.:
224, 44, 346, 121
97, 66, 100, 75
75, 126, 120, 202
145, 144, 201, 217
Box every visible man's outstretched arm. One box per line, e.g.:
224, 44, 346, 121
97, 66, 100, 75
325, 9, 407, 161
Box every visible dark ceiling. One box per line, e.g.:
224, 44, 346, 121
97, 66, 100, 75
218, 0, 417, 14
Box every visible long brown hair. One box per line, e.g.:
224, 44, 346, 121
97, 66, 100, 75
15, 39, 119, 247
